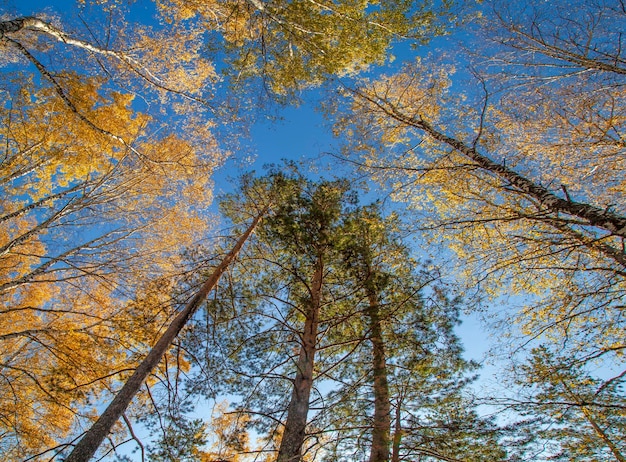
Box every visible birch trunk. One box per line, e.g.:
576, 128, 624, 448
355, 89, 626, 239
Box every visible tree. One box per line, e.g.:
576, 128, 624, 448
316, 206, 506, 462
64, 209, 266, 462
333, 205, 400, 462
178, 171, 511, 462
150, 0, 453, 97
165, 170, 350, 461
505, 347, 626, 461
0, 13, 216, 112
217, 171, 353, 461
0, 5, 226, 457
335, 0, 625, 457
263, 176, 350, 462
0, 76, 222, 460
200, 171, 409, 461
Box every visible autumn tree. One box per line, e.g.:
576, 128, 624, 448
334, 0, 625, 458
149, 0, 454, 97
0, 78, 223, 460
0, 4, 226, 458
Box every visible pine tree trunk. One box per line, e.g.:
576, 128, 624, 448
276, 257, 323, 462
390, 398, 403, 462
64, 211, 266, 462
367, 289, 391, 462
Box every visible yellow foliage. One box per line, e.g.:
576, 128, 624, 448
203, 400, 253, 461
150, 0, 442, 95
339, 53, 626, 373
0, 34, 222, 457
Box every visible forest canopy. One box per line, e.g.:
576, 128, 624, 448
0, 0, 624, 461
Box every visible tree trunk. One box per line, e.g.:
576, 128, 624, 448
367, 289, 391, 462
64, 210, 266, 462
0, 17, 28, 35
579, 406, 626, 462
390, 397, 403, 462
276, 256, 324, 462
415, 117, 626, 239
354, 89, 626, 239
563, 377, 626, 462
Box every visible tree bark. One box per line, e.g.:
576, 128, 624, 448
276, 256, 324, 462
0, 17, 27, 36
416, 117, 626, 239
367, 289, 391, 462
390, 397, 403, 462
1, 17, 132, 59
64, 210, 267, 462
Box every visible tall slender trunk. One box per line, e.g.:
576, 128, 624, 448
562, 378, 626, 462
276, 256, 324, 462
581, 407, 626, 462
390, 396, 403, 462
367, 289, 391, 462
65, 210, 266, 462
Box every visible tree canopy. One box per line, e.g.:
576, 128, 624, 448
1, 0, 625, 461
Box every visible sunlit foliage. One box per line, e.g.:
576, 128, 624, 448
336, 0, 626, 458
0, 6, 222, 458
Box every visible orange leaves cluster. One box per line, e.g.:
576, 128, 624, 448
0, 282, 122, 454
